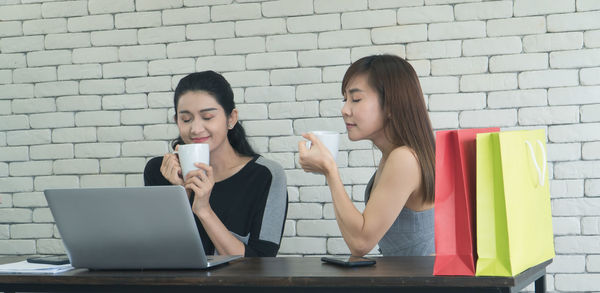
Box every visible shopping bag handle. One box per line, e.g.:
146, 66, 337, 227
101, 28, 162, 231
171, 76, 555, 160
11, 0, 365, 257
525, 140, 546, 187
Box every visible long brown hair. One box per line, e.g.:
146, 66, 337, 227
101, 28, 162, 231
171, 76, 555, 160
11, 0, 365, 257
341, 55, 435, 203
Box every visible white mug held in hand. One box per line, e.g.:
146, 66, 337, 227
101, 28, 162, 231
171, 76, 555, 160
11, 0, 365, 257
306, 131, 339, 160
175, 143, 210, 178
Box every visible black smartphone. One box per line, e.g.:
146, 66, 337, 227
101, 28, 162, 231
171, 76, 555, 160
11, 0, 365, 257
27, 255, 70, 265
321, 256, 376, 267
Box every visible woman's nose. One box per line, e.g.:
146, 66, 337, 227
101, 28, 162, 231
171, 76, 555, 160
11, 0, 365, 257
341, 100, 351, 117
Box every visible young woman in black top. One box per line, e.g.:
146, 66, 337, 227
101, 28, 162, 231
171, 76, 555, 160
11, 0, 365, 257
144, 71, 288, 257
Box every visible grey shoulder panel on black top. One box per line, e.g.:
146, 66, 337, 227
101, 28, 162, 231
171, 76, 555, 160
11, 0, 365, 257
255, 156, 287, 244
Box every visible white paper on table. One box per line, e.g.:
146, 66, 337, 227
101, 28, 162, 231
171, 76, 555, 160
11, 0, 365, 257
0, 260, 75, 274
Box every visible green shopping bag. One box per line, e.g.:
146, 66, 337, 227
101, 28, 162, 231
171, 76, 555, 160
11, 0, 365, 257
475, 129, 554, 276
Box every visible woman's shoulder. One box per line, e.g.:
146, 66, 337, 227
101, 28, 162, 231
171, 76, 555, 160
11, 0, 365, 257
252, 155, 286, 179
385, 146, 420, 174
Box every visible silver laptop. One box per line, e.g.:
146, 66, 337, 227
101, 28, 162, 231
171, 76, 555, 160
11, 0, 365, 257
44, 186, 242, 270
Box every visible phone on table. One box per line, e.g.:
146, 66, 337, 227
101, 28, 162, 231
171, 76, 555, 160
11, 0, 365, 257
27, 255, 70, 265
321, 256, 376, 267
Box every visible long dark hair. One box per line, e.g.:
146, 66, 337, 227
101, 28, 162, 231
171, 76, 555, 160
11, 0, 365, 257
172, 71, 256, 157
341, 55, 435, 203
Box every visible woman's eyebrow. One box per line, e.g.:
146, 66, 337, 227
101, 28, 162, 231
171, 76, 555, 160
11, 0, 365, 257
178, 108, 218, 114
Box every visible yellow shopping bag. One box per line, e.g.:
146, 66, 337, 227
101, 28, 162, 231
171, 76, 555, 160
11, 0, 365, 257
475, 129, 554, 276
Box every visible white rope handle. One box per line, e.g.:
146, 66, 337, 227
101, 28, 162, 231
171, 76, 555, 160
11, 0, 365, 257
525, 140, 547, 187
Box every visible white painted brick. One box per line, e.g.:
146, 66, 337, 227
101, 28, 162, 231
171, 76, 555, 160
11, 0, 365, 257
52, 127, 97, 143
349, 150, 379, 167
211, 4, 261, 21
369, 0, 423, 9
463, 37, 522, 56
269, 101, 319, 119
13, 67, 56, 83
247, 52, 298, 69
549, 86, 600, 106
32, 208, 53, 222
582, 217, 600, 234
296, 83, 341, 101
268, 136, 301, 152
247, 137, 269, 154
552, 216, 581, 235
75, 143, 120, 158
585, 30, 600, 48
97, 126, 143, 142
121, 109, 167, 125
299, 186, 332, 202
583, 141, 600, 159
30, 144, 73, 160
0, 84, 33, 100
136, 0, 182, 11
0, 177, 33, 193
75, 111, 120, 127
68, 14, 114, 32
100, 158, 146, 173
119, 44, 166, 61
283, 220, 296, 236
0, 240, 35, 254
547, 143, 581, 161
57, 95, 101, 111
58, 64, 102, 80
324, 66, 345, 83
167, 41, 213, 58
341, 10, 396, 29
266, 34, 318, 52
372, 24, 427, 44
30, 112, 74, 129
489, 53, 548, 73
41, 1, 87, 18
80, 79, 124, 95
45, 32, 91, 49
126, 76, 172, 93
587, 179, 600, 197
320, 99, 343, 117
115, 12, 161, 29
81, 174, 126, 188
419, 76, 459, 94
236, 18, 286, 37
23, 18, 67, 35
89, 0, 134, 14
279, 237, 326, 254
0, 116, 29, 131
519, 69, 579, 89
0, 225, 9, 239
139, 26, 186, 45
35, 81, 78, 98
162, 7, 209, 26
397, 5, 454, 24
91, 29, 137, 46
553, 198, 600, 216
551, 179, 584, 198
459, 109, 517, 128
0, 69, 11, 84
9, 161, 52, 177
243, 120, 293, 136
429, 93, 485, 111
0, 101, 10, 115
550, 123, 600, 143
148, 58, 194, 75
406, 40, 461, 59
27, 50, 71, 67
351, 45, 405, 61
37, 239, 66, 254
430, 21, 485, 41
555, 160, 600, 179
287, 203, 323, 219
287, 14, 339, 33
548, 11, 600, 32
187, 22, 235, 40
73, 47, 118, 64
0, 21, 22, 38
194, 56, 244, 73
488, 16, 546, 38
236, 103, 268, 120
215, 37, 265, 55
143, 124, 180, 140
298, 49, 349, 67
589, 255, 600, 273
519, 106, 579, 126
293, 117, 346, 134
315, 0, 366, 13
578, 0, 600, 10
12, 98, 56, 114
454, 1, 512, 20
297, 220, 340, 237
0, 4, 41, 20
338, 167, 375, 185
245, 86, 295, 102
0, 146, 28, 162
222, 71, 269, 87
271, 68, 321, 85
551, 48, 600, 69
103, 62, 147, 78
319, 29, 371, 49
555, 235, 600, 254
547, 254, 585, 273
581, 104, 600, 123
431, 56, 487, 75
12, 192, 47, 208
54, 159, 99, 175
7, 129, 51, 146
581, 67, 600, 86
262, 0, 313, 17
144, 92, 170, 109
11, 223, 54, 239
514, 0, 575, 16
0, 53, 26, 69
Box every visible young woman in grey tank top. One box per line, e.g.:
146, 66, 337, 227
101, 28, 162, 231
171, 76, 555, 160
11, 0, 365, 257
298, 55, 435, 257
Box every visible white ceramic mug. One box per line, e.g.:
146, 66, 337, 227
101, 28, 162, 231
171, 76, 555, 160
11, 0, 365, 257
306, 131, 339, 160
176, 143, 210, 178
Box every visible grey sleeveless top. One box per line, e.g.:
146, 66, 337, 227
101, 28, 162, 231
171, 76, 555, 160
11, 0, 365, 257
365, 172, 435, 256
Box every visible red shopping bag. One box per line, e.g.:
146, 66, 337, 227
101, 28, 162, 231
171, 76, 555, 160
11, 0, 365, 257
433, 128, 499, 276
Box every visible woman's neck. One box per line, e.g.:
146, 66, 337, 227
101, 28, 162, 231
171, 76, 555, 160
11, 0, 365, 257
209, 142, 251, 182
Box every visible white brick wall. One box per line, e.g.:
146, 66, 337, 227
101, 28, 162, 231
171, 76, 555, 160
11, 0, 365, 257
0, 2, 597, 290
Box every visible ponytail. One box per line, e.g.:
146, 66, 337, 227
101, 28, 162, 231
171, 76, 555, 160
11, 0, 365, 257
227, 122, 256, 157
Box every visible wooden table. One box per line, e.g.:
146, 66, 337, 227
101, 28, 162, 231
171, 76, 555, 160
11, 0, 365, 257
0, 256, 550, 293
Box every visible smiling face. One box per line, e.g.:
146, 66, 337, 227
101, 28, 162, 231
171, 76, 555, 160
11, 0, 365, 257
341, 74, 386, 143
176, 90, 236, 152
